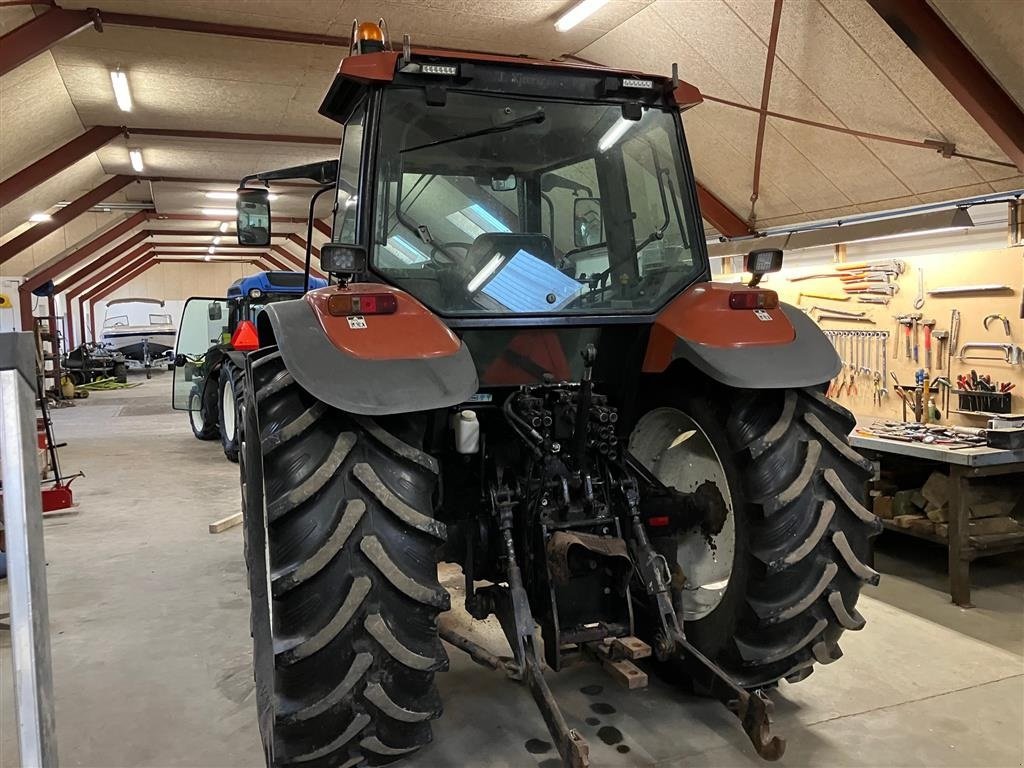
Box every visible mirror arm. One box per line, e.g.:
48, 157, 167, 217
305, 184, 336, 292
240, 160, 340, 188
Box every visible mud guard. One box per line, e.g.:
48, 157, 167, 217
263, 295, 478, 415
644, 286, 840, 389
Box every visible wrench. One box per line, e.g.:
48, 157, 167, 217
881, 332, 889, 397
913, 267, 925, 310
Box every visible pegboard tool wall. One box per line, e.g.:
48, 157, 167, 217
764, 246, 1023, 427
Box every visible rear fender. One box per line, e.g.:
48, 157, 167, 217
643, 283, 840, 389
262, 283, 478, 415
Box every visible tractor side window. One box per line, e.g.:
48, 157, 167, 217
621, 126, 694, 277
334, 102, 365, 244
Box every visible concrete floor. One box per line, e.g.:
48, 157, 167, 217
2, 374, 1022, 768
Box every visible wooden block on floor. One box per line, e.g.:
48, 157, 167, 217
612, 636, 651, 660
602, 658, 648, 689
209, 511, 243, 534
892, 514, 924, 529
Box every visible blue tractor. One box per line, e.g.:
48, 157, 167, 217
177, 270, 326, 461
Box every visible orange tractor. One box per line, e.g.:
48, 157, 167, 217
232, 20, 880, 768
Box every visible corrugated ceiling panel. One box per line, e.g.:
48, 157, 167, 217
1, 54, 85, 178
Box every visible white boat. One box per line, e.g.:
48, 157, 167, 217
100, 298, 177, 367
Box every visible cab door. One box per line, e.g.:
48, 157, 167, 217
172, 297, 229, 411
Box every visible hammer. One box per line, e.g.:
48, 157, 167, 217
921, 319, 936, 370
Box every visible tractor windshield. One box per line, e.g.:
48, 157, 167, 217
370, 88, 703, 316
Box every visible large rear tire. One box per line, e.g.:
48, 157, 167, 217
219, 358, 243, 463
242, 347, 449, 768
629, 385, 880, 688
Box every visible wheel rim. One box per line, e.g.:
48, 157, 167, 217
628, 407, 736, 621
223, 378, 236, 441
190, 391, 204, 430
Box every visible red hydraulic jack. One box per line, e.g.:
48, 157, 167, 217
36, 384, 81, 515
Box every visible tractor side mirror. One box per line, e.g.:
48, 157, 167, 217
237, 188, 271, 246
321, 243, 367, 277
745, 248, 783, 287
208, 302, 223, 321
573, 197, 603, 248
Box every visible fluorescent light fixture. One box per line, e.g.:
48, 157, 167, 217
212, 236, 222, 245
785, 207, 975, 251
129, 148, 144, 172
599, 117, 635, 151
110, 69, 132, 112
467, 254, 505, 292
29, 212, 52, 222
205, 190, 277, 201
345, 195, 358, 208
208, 246, 216, 254
219, 222, 231, 233
554, 0, 608, 32
203, 254, 211, 262
201, 208, 237, 216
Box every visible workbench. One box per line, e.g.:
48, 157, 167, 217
849, 432, 1024, 607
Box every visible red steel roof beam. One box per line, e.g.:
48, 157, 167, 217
867, 0, 1024, 172
0, 126, 123, 207
0, 174, 135, 266
697, 185, 753, 239
0, 7, 96, 77
22, 212, 149, 293
97, 11, 349, 48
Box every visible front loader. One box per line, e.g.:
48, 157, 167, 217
234, 21, 880, 768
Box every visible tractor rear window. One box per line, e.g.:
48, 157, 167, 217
371, 88, 703, 316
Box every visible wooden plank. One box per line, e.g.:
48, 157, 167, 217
208, 511, 243, 534
612, 636, 651, 660
602, 658, 648, 689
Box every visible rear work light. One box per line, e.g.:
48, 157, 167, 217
327, 293, 398, 316
230, 320, 260, 351
729, 290, 779, 310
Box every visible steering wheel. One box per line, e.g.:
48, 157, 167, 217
429, 241, 473, 264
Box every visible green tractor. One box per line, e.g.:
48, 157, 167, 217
174, 271, 326, 461
230, 23, 880, 768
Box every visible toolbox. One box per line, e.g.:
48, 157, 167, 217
986, 428, 1024, 450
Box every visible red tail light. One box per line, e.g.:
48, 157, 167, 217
729, 290, 779, 310
327, 293, 398, 316
647, 516, 670, 527
230, 320, 260, 351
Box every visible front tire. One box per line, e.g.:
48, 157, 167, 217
189, 381, 219, 441
219, 358, 243, 462
630, 385, 880, 688
242, 347, 449, 767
